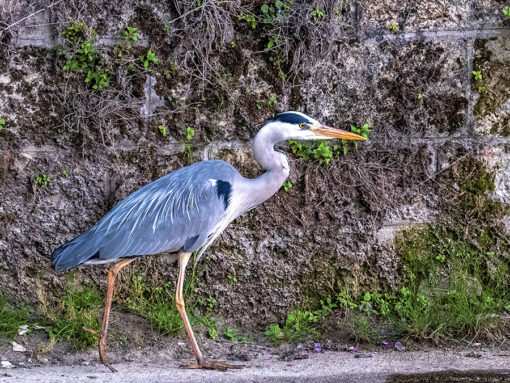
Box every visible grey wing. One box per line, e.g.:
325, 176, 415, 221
91, 161, 237, 260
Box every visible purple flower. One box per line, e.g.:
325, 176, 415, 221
266, 355, 273, 360
278, 9, 282, 13
314, 343, 321, 353
381, 339, 393, 349
353, 346, 358, 352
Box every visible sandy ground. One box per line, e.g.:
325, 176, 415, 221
2, 350, 510, 383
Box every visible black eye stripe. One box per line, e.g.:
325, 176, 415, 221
273, 112, 311, 125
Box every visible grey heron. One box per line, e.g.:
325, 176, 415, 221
51, 111, 366, 372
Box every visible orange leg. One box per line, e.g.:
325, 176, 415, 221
98, 258, 134, 372
176, 253, 244, 372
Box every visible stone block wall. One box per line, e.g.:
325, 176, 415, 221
0, 0, 509, 327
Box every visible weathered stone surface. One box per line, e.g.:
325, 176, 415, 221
358, 0, 510, 36
0, 0, 509, 330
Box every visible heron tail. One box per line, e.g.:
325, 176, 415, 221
52, 231, 99, 271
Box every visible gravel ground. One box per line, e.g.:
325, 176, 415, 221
2, 350, 510, 383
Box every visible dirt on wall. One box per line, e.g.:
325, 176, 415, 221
0, 0, 510, 331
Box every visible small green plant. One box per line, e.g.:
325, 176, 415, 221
418, 93, 423, 99
84, 69, 110, 89
222, 327, 252, 342
62, 23, 110, 90
35, 174, 50, 188
238, 13, 258, 29
389, 23, 399, 32
62, 22, 96, 43
261, 1, 292, 24
267, 95, 277, 108
0, 294, 30, 339
317, 297, 337, 316
124, 26, 138, 43
283, 181, 292, 191
206, 296, 216, 313
472, 70, 482, 81
139, 49, 159, 70
435, 253, 446, 262
230, 41, 236, 48
62, 170, 68, 177
311, 6, 324, 21
267, 36, 277, 49
199, 316, 218, 340
184, 126, 195, 163
336, 290, 359, 309
114, 26, 139, 59
261, 3, 280, 24
163, 24, 170, 32
503, 7, 510, 18
227, 274, 238, 284
348, 123, 371, 149
163, 62, 177, 79
478, 86, 486, 93
158, 125, 167, 136
313, 141, 333, 164
288, 139, 313, 159
63, 41, 97, 72
0, 118, 5, 131
265, 310, 320, 343
223, 327, 238, 341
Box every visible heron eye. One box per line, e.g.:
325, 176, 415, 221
299, 123, 307, 129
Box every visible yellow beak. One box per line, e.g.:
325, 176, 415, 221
311, 125, 367, 140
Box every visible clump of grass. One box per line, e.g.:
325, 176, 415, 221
340, 227, 510, 343
0, 293, 30, 339
126, 276, 184, 336
124, 254, 207, 337
38, 278, 102, 350
265, 309, 320, 343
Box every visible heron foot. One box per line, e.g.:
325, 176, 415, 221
98, 337, 117, 373
180, 359, 245, 372
99, 350, 117, 373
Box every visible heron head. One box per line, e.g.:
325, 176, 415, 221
267, 111, 367, 141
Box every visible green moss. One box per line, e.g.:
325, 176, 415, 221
490, 116, 510, 137
388, 157, 510, 338
471, 42, 510, 128
338, 156, 510, 341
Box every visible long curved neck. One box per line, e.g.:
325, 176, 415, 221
241, 125, 289, 209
